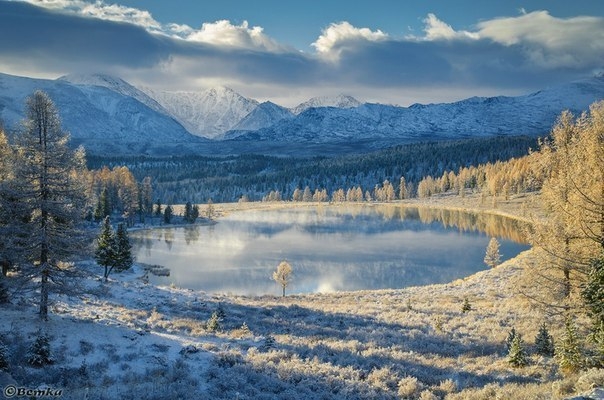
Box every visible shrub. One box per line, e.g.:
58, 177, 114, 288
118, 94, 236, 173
206, 312, 221, 332
397, 376, 423, 398
461, 297, 472, 313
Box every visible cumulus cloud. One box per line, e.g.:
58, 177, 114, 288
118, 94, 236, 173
1, 1, 603, 106
185, 20, 288, 52
312, 22, 388, 59
475, 11, 604, 68
421, 13, 478, 41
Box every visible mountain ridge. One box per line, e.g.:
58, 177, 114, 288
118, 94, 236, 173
0, 71, 602, 156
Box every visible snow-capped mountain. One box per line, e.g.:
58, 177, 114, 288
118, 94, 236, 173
140, 86, 258, 139
229, 75, 604, 143
227, 101, 293, 137
0, 71, 602, 156
0, 73, 204, 155
58, 73, 170, 117
292, 94, 362, 115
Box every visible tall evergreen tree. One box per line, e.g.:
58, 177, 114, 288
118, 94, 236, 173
13, 91, 87, 319
95, 217, 116, 282
114, 223, 133, 273
508, 333, 528, 367
164, 205, 173, 224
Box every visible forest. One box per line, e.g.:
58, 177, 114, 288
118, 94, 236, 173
0, 91, 602, 399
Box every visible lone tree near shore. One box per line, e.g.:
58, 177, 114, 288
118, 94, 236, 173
273, 260, 292, 297
484, 237, 502, 268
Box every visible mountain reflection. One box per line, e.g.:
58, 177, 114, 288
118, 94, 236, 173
131, 205, 529, 295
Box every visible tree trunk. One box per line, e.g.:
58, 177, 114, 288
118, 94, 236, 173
282, 285, 285, 297
39, 263, 49, 320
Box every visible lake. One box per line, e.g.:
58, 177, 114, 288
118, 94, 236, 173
131, 204, 530, 296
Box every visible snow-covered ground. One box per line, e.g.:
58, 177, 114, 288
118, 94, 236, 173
1, 197, 602, 399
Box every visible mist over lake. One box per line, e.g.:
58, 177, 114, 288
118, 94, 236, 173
132, 205, 529, 296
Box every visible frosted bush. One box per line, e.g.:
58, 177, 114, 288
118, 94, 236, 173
575, 368, 604, 393
438, 378, 457, 394
398, 376, 423, 398
418, 389, 438, 400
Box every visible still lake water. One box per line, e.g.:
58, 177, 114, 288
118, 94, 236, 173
131, 205, 530, 296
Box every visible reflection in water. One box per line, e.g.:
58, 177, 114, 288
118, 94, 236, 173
131, 205, 529, 296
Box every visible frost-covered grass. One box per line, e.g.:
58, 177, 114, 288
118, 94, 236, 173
0, 197, 600, 399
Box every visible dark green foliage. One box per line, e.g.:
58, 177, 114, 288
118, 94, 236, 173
114, 223, 133, 272
95, 218, 132, 281
154, 199, 162, 217
508, 333, 528, 367
0, 342, 9, 371
506, 327, 518, 352
206, 312, 221, 332
94, 188, 111, 222
183, 201, 199, 223
583, 255, 604, 327
262, 335, 276, 351
461, 297, 472, 313
587, 321, 604, 368
555, 317, 583, 373
95, 216, 116, 281
534, 323, 555, 357
163, 205, 173, 224
86, 135, 537, 203
0, 276, 9, 304
27, 333, 52, 367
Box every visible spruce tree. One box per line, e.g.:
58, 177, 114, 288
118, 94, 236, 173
506, 327, 518, 352
534, 322, 555, 357
27, 332, 52, 367
95, 217, 116, 281
583, 255, 604, 328
555, 317, 583, 373
164, 205, 173, 224
114, 223, 133, 273
508, 333, 528, 367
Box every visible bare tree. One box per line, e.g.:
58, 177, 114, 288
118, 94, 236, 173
272, 260, 292, 297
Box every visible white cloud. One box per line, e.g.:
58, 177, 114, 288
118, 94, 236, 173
422, 13, 478, 41
476, 11, 604, 68
312, 21, 387, 59
20, 0, 288, 51
185, 20, 286, 52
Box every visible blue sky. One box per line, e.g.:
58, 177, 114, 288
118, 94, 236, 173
1, 0, 603, 106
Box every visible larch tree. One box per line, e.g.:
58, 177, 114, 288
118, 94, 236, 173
484, 237, 502, 268
273, 260, 293, 297
13, 91, 87, 320
529, 101, 604, 311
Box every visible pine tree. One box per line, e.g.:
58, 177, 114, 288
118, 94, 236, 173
461, 297, 472, 313
506, 327, 518, 352
184, 201, 193, 223
583, 255, 604, 328
13, 91, 87, 320
206, 311, 221, 332
114, 223, 133, 273
154, 199, 162, 217
555, 317, 583, 373
535, 323, 555, 357
95, 216, 116, 281
508, 333, 528, 367
484, 237, 502, 268
27, 333, 52, 367
163, 205, 173, 224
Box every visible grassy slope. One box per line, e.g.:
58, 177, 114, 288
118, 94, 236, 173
1, 193, 600, 399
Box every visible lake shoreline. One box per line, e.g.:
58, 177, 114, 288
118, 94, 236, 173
8, 190, 590, 399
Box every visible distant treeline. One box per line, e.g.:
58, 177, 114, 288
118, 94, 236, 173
87, 135, 538, 204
